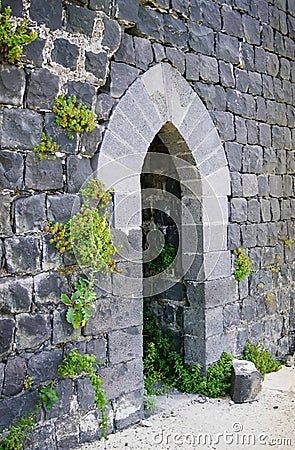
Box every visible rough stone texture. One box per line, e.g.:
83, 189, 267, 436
44, 113, 79, 155
0, 277, 33, 314
85, 51, 109, 84
0, 108, 42, 150
4, 236, 41, 274
231, 359, 262, 403
66, 156, 93, 193
52, 39, 79, 70
66, 3, 96, 37
101, 15, 121, 53
0, 65, 25, 106
3, 357, 26, 396
0, 318, 15, 356
25, 153, 63, 191
30, 0, 62, 30
13, 194, 46, 233
110, 62, 139, 98
15, 314, 51, 350
26, 68, 59, 110
28, 348, 63, 384
0, 151, 24, 190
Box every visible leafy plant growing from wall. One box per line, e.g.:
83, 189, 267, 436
233, 248, 252, 282
147, 243, 176, 274
33, 133, 59, 160
46, 178, 117, 329
52, 95, 97, 139
0, 1, 37, 64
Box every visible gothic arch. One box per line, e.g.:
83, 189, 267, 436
96, 63, 232, 367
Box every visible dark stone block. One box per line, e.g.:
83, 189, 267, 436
219, 61, 235, 87
242, 14, 260, 45
110, 62, 139, 98
241, 297, 256, 321
99, 358, 143, 400
0, 65, 25, 106
44, 113, 78, 155
23, 424, 56, 450
136, 6, 164, 41
25, 153, 63, 191
171, 0, 189, 15
225, 142, 242, 171
23, 37, 45, 67
34, 271, 66, 307
0, 193, 12, 236
52, 39, 79, 70
228, 223, 241, 249
241, 42, 255, 70
231, 359, 262, 403
87, 337, 107, 362
66, 4, 96, 37
52, 310, 79, 345
15, 313, 51, 350
45, 379, 74, 420
28, 348, 63, 384
231, 198, 247, 222
80, 126, 102, 157
66, 155, 93, 193
115, 33, 135, 65
0, 151, 23, 190
89, 0, 111, 12
134, 36, 153, 71
77, 377, 95, 410
242, 145, 263, 173
3, 357, 26, 396
101, 15, 121, 53
85, 51, 109, 84
47, 194, 80, 224
0, 318, 15, 356
164, 13, 188, 49
30, 0, 62, 30
1, 0, 23, 17
165, 47, 185, 74
0, 277, 33, 314
186, 53, 199, 81
0, 390, 39, 431
210, 111, 235, 141
223, 303, 241, 329
109, 326, 142, 364
115, 0, 139, 23
95, 93, 116, 121
188, 22, 214, 55
4, 236, 42, 274
1, 108, 42, 150
222, 5, 242, 37
216, 33, 240, 64
201, 0, 221, 30
66, 81, 96, 109
13, 194, 46, 233
194, 83, 226, 110
26, 68, 59, 110
198, 54, 219, 83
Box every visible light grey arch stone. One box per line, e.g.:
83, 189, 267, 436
97, 62, 231, 285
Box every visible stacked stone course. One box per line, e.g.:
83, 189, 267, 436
0, 0, 294, 447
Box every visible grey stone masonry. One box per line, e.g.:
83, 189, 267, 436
0, 0, 294, 445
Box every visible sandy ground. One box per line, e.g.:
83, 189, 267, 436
78, 366, 295, 450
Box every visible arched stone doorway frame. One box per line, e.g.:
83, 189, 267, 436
96, 62, 233, 368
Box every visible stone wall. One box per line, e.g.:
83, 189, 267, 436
0, 0, 294, 448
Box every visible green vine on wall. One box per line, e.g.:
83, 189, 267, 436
0, 1, 37, 64
33, 133, 58, 160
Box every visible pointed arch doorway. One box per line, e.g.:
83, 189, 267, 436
96, 63, 232, 370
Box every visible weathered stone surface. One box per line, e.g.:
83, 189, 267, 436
99, 358, 143, 400
101, 14, 121, 53
34, 271, 66, 307
52, 310, 79, 345
0, 277, 33, 314
109, 326, 142, 364
16, 313, 51, 350
83, 296, 142, 335
134, 37, 153, 71
66, 155, 93, 193
115, 33, 135, 65
28, 348, 63, 384
201, 0, 221, 30
188, 22, 214, 56
26, 68, 59, 110
0, 318, 15, 356
110, 62, 139, 98
95, 93, 116, 120
242, 174, 258, 197
47, 194, 80, 224
13, 194, 46, 233
25, 153, 63, 191
136, 7, 164, 41
52, 39, 79, 70
23, 424, 56, 450
222, 5, 242, 37
87, 337, 107, 362
81, 126, 102, 157
45, 379, 74, 420
0, 194, 12, 236
44, 113, 78, 155
85, 51, 109, 84
164, 13, 188, 49
231, 198, 247, 222
3, 357, 26, 396
216, 33, 240, 64
66, 81, 96, 109
231, 359, 262, 403
0, 151, 23, 190
30, 0, 62, 30
1, 0, 23, 16
113, 389, 143, 431
5, 236, 41, 274
77, 377, 95, 411
23, 37, 45, 67
0, 65, 25, 106
1, 108, 42, 150
89, 0, 110, 12
115, 0, 139, 23
198, 55, 219, 83
0, 390, 39, 430
66, 3, 96, 36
